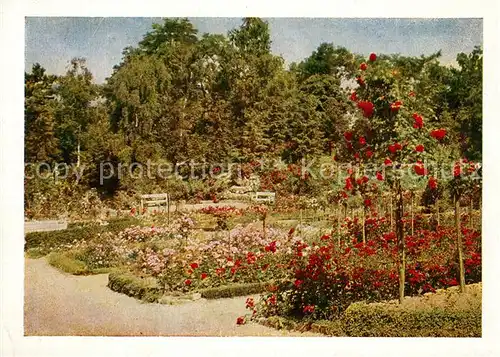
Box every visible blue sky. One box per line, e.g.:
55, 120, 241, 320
25, 17, 482, 83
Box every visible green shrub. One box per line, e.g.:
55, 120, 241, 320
342, 288, 481, 337
198, 282, 271, 299
46, 252, 89, 275
24, 216, 142, 255
107, 270, 162, 303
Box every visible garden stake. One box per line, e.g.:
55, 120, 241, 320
454, 196, 466, 292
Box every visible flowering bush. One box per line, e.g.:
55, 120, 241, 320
253, 223, 481, 321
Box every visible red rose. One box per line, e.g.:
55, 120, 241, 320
357, 101, 374, 118
356, 76, 365, 86
430, 128, 447, 140
201, 273, 208, 280
365, 149, 373, 158
190, 262, 199, 269
384, 158, 392, 166
245, 297, 255, 309
412, 113, 424, 129
369, 53, 377, 62
415, 144, 425, 152
344, 131, 353, 141
376, 171, 384, 181
359, 136, 366, 146
294, 279, 303, 288
428, 176, 438, 190
236, 316, 245, 325
360, 62, 368, 71
454, 163, 462, 177
390, 100, 402, 111
413, 162, 427, 176
345, 177, 353, 191
354, 153, 360, 160
303, 305, 315, 314
388, 144, 396, 153
394, 142, 402, 151
364, 198, 372, 207
184, 279, 192, 286
362, 175, 369, 183
350, 92, 358, 101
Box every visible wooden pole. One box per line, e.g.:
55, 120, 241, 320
455, 196, 466, 292
411, 193, 414, 236
395, 183, 406, 304
362, 206, 366, 244
390, 195, 394, 231
167, 194, 170, 225
436, 198, 440, 227
469, 198, 473, 230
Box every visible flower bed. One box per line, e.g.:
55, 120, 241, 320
251, 224, 481, 321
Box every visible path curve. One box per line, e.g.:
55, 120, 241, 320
24, 258, 317, 336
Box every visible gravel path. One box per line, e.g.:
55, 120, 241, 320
24, 258, 317, 336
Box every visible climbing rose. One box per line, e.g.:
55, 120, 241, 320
390, 101, 402, 111
454, 163, 462, 177
384, 158, 393, 166
236, 316, 245, 325
359, 136, 367, 146
356, 76, 365, 86
415, 144, 425, 152
184, 279, 192, 286
364, 198, 372, 207
360, 62, 368, 71
350, 92, 358, 101
201, 273, 208, 280
344, 131, 353, 141
190, 262, 199, 269
357, 101, 374, 118
413, 113, 424, 129
354, 153, 360, 160
365, 150, 373, 158
369, 52, 377, 62
428, 176, 438, 190
430, 128, 447, 140
376, 171, 384, 181
394, 142, 402, 150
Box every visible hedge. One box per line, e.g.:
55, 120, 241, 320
198, 281, 273, 299
258, 284, 481, 337
107, 270, 163, 303
343, 302, 481, 337
46, 252, 89, 275
24, 216, 142, 255
46, 251, 111, 275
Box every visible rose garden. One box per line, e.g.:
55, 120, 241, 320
24, 18, 482, 337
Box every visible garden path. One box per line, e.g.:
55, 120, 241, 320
24, 258, 317, 336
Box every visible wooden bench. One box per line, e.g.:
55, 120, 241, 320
140, 193, 170, 213
254, 191, 276, 204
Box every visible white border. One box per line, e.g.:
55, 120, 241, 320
1, 1, 499, 356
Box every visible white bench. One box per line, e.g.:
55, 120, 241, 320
140, 193, 170, 213
254, 191, 276, 204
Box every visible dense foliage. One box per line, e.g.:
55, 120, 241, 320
24, 18, 482, 218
